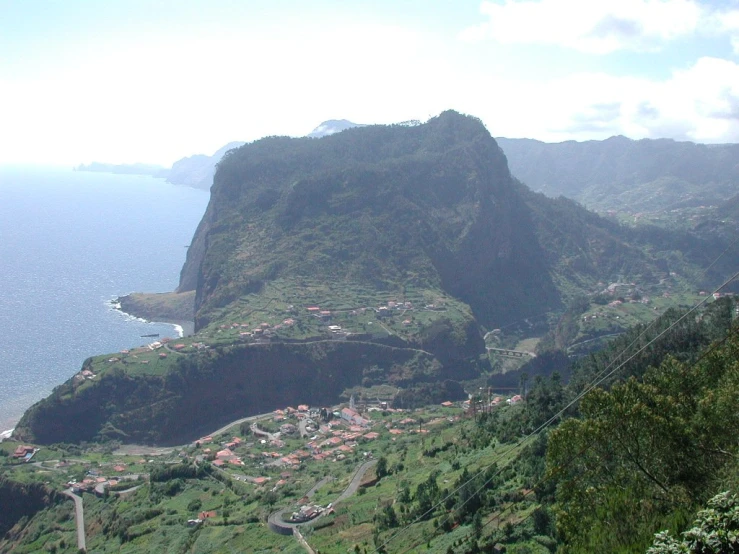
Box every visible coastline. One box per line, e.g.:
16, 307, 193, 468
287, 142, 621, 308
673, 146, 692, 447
110, 297, 194, 338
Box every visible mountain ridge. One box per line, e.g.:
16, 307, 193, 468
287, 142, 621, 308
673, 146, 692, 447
496, 135, 739, 212
16, 110, 734, 447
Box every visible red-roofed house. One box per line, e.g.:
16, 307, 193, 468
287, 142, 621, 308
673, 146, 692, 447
12, 445, 34, 458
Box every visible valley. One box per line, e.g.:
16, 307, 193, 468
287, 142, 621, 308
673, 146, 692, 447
2, 112, 738, 554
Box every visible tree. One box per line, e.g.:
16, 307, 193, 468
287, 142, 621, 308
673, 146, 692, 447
376, 456, 388, 479
472, 511, 483, 539
647, 492, 739, 554
547, 328, 739, 552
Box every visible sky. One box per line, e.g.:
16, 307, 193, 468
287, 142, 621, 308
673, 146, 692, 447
1, 0, 738, 166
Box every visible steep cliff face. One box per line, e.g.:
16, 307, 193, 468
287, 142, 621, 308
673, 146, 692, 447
18, 111, 720, 447
0, 478, 62, 537
180, 111, 560, 331
16, 341, 459, 446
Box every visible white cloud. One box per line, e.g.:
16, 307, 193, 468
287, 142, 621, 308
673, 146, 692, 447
460, 0, 729, 53
2, 7, 738, 166
506, 56, 739, 143
717, 9, 739, 53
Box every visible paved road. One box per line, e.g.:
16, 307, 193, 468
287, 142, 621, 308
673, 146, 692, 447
250, 421, 279, 441
486, 347, 536, 358
334, 459, 377, 504
62, 489, 86, 552
268, 459, 377, 532
113, 411, 276, 455
207, 412, 273, 439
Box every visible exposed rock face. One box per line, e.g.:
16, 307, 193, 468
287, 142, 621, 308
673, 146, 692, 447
0, 478, 62, 537
17, 111, 730, 447
181, 111, 560, 331
15, 341, 456, 445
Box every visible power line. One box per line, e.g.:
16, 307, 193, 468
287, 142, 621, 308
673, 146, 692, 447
373, 232, 739, 553
398, 319, 739, 554
373, 269, 738, 553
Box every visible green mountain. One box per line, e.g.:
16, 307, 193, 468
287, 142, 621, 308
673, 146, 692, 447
14, 111, 731, 446
496, 135, 739, 213
179, 111, 561, 331
2, 301, 736, 554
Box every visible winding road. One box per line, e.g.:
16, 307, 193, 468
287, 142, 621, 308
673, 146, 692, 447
61, 489, 86, 552
267, 459, 377, 533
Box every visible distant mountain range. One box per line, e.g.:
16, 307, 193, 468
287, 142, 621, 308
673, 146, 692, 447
76, 120, 365, 191
26, 111, 735, 446
496, 136, 739, 213
77, 120, 739, 224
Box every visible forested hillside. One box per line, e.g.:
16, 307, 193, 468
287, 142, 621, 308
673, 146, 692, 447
497, 136, 739, 213
16, 111, 736, 447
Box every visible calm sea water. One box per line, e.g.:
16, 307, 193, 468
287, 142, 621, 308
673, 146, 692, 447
0, 166, 209, 432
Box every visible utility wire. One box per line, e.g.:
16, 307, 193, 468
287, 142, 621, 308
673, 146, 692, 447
374, 268, 738, 553
398, 319, 739, 554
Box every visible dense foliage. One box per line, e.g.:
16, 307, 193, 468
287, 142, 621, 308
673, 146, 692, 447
548, 307, 739, 553
497, 135, 739, 213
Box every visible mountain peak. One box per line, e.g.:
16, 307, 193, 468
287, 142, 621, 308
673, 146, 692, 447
307, 119, 364, 138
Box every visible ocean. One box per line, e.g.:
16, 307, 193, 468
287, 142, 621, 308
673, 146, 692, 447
0, 166, 210, 433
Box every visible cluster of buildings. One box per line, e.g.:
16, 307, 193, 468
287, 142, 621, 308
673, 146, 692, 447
289, 502, 332, 523
463, 394, 522, 413
66, 464, 139, 496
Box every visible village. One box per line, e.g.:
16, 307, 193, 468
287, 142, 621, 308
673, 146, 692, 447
3, 388, 529, 523
0, 380, 567, 553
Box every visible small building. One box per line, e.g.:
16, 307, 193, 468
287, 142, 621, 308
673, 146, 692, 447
340, 407, 370, 426
13, 445, 36, 461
